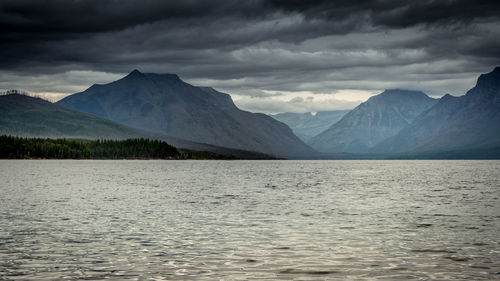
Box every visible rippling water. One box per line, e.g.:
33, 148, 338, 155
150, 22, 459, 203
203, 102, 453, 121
0, 160, 499, 280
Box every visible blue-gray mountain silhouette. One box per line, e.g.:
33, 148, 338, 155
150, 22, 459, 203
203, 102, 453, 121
0, 93, 151, 139
57, 70, 313, 157
270, 110, 349, 142
0, 93, 275, 159
308, 90, 438, 153
373, 67, 500, 154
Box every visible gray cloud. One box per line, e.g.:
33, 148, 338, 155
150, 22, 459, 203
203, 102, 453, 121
1, 0, 499, 113
233, 94, 363, 114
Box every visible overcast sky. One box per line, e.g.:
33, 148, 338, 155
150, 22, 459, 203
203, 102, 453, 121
1, 0, 499, 113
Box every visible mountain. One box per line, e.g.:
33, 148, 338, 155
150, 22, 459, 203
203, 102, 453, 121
0, 94, 274, 159
0, 93, 152, 139
270, 110, 349, 142
373, 67, 500, 154
57, 70, 313, 157
308, 90, 438, 153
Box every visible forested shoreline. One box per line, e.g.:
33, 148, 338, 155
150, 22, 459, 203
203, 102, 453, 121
0, 135, 235, 159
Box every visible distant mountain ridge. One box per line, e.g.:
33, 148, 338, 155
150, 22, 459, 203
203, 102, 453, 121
4, 67, 499, 159
0, 94, 149, 139
373, 67, 500, 154
57, 70, 313, 158
308, 89, 438, 153
270, 110, 349, 142
0, 94, 274, 159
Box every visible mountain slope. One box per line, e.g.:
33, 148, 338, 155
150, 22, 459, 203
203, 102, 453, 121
373, 67, 500, 153
0, 94, 274, 159
57, 70, 313, 157
0, 94, 151, 139
308, 90, 438, 153
271, 110, 349, 142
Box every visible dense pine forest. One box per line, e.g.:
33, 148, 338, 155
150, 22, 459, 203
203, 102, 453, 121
0, 135, 233, 159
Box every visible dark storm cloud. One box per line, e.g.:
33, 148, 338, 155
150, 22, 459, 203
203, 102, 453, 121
1, 0, 499, 68
1, 0, 221, 34
1, 0, 500, 112
266, 0, 500, 27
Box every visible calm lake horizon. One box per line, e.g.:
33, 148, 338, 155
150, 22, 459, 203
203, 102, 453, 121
1, 160, 499, 280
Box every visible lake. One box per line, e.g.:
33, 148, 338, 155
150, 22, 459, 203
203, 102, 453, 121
0, 160, 499, 280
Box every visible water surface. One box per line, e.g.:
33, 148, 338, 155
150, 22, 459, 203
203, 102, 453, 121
0, 160, 499, 280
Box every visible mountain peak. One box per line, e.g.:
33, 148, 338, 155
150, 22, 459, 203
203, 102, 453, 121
122, 70, 182, 84
437, 93, 458, 104
475, 66, 500, 90
124, 69, 145, 79
465, 66, 500, 100
57, 70, 311, 157
143, 72, 182, 83
368, 89, 431, 103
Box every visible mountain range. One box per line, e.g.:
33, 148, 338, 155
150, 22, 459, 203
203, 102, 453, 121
1, 67, 499, 159
57, 70, 313, 158
308, 89, 438, 153
270, 110, 349, 142
373, 67, 500, 154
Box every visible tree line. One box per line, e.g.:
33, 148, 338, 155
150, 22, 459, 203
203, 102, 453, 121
0, 89, 29, 96
0, 135, 181, 159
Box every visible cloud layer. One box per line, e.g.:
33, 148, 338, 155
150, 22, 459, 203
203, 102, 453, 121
1, 0, 499, 113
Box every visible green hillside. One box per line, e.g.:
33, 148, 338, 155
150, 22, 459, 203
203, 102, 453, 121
0, 94, 151, 138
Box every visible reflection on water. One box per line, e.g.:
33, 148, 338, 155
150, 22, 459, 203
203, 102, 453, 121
0, 160, 499, 280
